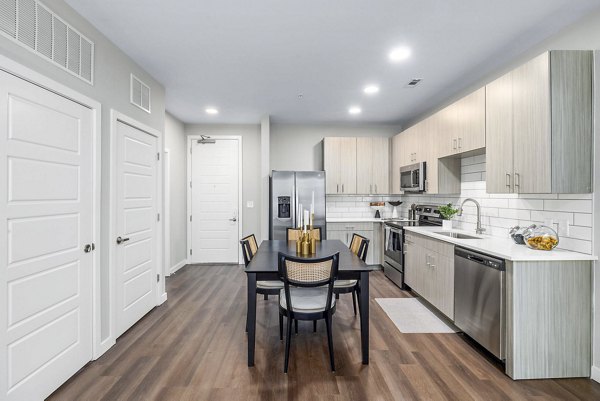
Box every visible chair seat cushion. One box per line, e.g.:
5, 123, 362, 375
334, 279, 358, 288
257, 280, 284, 289
280, 287, 335, 313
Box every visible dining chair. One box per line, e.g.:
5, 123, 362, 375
286, 227, 321, 241
333, 233, 368, 316
240, 234, 284, 332
278, 252, 339, 373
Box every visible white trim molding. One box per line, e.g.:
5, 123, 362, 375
187, 135, 243, 264
170, 259, 187, 275
591, 365, 600, 383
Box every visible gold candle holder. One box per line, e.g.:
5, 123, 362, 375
296, 237, 302, 253
310, 237, 316, 254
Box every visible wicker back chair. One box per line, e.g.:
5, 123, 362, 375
277, 252, 339, 373
333, 233, 369, 316
286, 227, 321, 241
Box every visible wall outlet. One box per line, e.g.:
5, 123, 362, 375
557, 219, 570, 237
246, 201, 254, 208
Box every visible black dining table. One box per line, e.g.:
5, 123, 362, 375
244, 239, 374, 367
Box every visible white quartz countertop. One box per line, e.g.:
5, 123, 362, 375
403, 226, 597, 262
327, 217, 387, 223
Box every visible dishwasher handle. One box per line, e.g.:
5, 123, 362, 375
455, 247, 505, 271
467, 255, 486, 264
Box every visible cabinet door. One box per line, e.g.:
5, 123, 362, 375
356, 137, 373, 194
486, 72, 514, 193
324, 137, 341, 194
372, 137, 389, 194
439, 103, 458, 157
430, 254, 454, 320
391, 134, 402, 194
457, 87, 486, 152
339, 137, 357, 194
404, 241, 421, 291
513, 52, 551, 194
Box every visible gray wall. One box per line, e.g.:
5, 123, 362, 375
270, 123, 401, 171
185, 124, 262, 239
0, 0, 165, 343
165, 113, 187, 268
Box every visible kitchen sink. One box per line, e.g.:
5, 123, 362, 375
434, 231, 481, 240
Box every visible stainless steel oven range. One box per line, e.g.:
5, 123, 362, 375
383, 204, 443, 289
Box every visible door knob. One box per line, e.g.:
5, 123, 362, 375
84, 244, 92, 253
229, 217, 237, 222
116, 236, 130, 245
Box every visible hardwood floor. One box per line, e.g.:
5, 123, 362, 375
48, 265, 600, 401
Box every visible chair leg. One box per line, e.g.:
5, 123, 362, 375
313, 320, 317, 332
352, 290, 358, 316
264, 294, 268, 300
325, 314, 335, 372
284, 316, 293, 373
295, 319, 298, 334
335, 293, 340, 300
279, 313, 283, 341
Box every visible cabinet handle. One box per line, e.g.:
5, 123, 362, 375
453, 138, 457, 150
514, 173, 520, 192
370, 184, 372, 194
425, 180, 429, 192
342, 184, 344, 193
426, 254, 430, 266
458, 137, 462, 149
375, 184, 377, 194
506, 173, 511, 188
337, 184, 339, 193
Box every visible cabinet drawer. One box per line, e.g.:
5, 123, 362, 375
327, 222, 374, 231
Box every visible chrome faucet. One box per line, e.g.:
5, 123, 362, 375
458, 198, 486, 235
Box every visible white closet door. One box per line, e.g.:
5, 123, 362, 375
0, 71, 94, 400
115, 121, 158, 337
190, 139, 239, 263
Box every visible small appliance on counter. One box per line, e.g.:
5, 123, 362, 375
523, 225, 559, 251
509, 226, 527, 244
370, 202, 385, 218
388, 201, 402, 219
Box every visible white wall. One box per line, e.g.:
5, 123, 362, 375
164, 113, 187, 269
270, 123, 401, 171
0, 0, 166, 344
185, 124, 262, 239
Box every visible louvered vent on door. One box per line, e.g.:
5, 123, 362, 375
130, 74, 151, 113
0, 0, 95, 84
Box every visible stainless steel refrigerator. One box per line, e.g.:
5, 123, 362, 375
269, 171, 327, 240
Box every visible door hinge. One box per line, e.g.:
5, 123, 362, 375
190, 215, 192, 222
157, 152, 160, 161
157, 213, 160, 222
190, 146, 192, 154
156, 274, 160, 282
190, 249, 193, 255
189, 181, 192, 188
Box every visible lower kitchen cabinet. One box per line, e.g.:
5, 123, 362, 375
404, 232, 454, 319
327, 222, 381, 265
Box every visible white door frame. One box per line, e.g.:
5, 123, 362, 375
164, 148, 171, 276
187, 135, 243, 264
109, 110, 165, 343
0, 55, 103, 358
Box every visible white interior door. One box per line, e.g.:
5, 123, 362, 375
0, 71, 94, 400
190, 138, 239, 263
115, 121, 158, 337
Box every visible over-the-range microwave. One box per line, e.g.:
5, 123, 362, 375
400, 162, 426, 192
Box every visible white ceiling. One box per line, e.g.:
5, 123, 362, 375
66, 0, 600, 125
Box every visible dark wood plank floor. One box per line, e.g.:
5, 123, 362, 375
48, 265, 600, 401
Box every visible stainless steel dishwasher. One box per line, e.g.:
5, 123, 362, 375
454, 247, 505, 360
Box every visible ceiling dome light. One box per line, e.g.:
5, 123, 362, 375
205, 107, 219, 115
388, 46, 411, 62
348, 106, 362, 115
363, 85, 380, 95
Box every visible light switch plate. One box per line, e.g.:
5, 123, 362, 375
246, 201, 254, 208
557, 219, 570, 236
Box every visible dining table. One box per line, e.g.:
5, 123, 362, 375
244, 239, 374, 367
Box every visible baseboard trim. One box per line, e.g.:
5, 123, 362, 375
159, 292, 168, 305
591, 365, 600, 383
170, 259, 187, 275
94, 337, 116, 360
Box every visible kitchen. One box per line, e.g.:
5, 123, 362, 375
3, 1, 600, 400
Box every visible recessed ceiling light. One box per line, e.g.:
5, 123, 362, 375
388, 46, 411, 62
363, 85, 380, 95
348, 106, 362, 115
205, 107, 219, 115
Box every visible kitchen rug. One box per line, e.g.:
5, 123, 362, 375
375, 298, 457, 334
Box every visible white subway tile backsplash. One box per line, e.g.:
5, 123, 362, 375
531, 210, 574, 225
574, 213, 593, 227
508, 199, 544, 210
543, 199, 593, 213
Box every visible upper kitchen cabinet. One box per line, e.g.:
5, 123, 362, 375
324, 137, 357, 194
391, 133, 402, 194
356, 137, 390, 194
486, 51, 593, 194
455, 87, 486, 153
